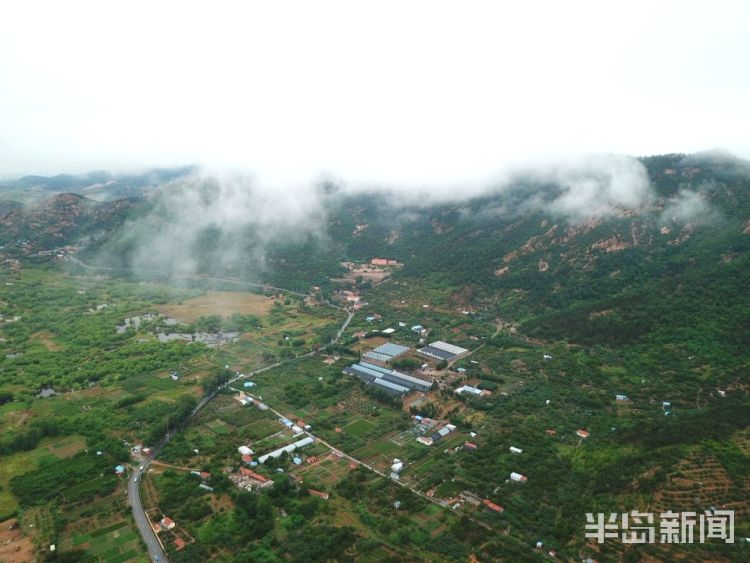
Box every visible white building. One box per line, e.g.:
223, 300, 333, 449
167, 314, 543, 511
455, 385, 482, 395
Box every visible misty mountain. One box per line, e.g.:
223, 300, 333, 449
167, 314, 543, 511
0, 165, 198, 201
4, 153, 749, 355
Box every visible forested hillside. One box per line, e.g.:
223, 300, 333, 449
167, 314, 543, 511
1, 152, 749, 561
5, 154, 749, 350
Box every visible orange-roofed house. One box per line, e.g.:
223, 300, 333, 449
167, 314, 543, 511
576, 429, 590, 439
308, 489, 330, 500
241, 454, 253, 464
239, 466, 269, 482
174, 537, 187, 550
483, 499, 504, 513
160, 517, 175, 530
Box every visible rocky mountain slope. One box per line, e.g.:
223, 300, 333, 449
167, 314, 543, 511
0, 193, 140, 251
3, 153, 749, 354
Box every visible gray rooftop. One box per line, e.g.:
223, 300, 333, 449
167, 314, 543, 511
363, 351, 392, 363
417, 345, 456, 361
372, 378, 409, 394
372, 342, 411, 358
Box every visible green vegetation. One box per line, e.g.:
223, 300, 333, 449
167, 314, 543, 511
1, 153, 749, 560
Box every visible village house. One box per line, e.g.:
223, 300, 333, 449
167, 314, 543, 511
370, 258, 399, 266
483, 499, 504, 513
237, 466, 273, 489
342, 290, 361, 303
160, 517, 176, 530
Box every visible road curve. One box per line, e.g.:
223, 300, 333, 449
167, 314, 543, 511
69, 256, 356, 561
128, 452, 166, 562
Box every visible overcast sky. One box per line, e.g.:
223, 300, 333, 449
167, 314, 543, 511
1, 1, 748, 186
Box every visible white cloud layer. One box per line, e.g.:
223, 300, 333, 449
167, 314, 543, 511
1, 0, 749, 187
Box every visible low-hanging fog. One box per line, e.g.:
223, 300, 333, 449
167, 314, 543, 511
2, 2, 748, 278
95, 152, 732, 282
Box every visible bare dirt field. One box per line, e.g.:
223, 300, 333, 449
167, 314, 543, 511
156, 291, 275, 323
350, 335, 390, 356
0, 519, 34, 562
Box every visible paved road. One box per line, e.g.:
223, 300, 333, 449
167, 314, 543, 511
128, 450, 166, 562
67, 256, 358, 561
236, 391, 493, 531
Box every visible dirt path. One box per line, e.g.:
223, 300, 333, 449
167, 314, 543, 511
150, 461, 200, 473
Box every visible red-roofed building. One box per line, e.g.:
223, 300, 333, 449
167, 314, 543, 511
241, 454, 253, 463
239, 467, 269, 483
482, 499, 504, 513
576, 429, 590, 439
199, 471, 211, 480
308, 489, 330, 500
371, 258, 398, 266
174, 537, 187, 550
296, 420, 306, 428
160, 517, 175, 530
463, 441, 478, 451
546, 429, 557, 436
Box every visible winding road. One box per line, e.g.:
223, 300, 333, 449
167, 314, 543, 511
70, 255, 489, 558
66, 257, 354, 562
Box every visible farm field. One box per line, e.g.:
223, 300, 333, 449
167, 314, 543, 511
59, 521, 146, 562
0, 266, 345, 559
156, 290, 275, 322
0, 435, 86, 519
3, 150, 750, 563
